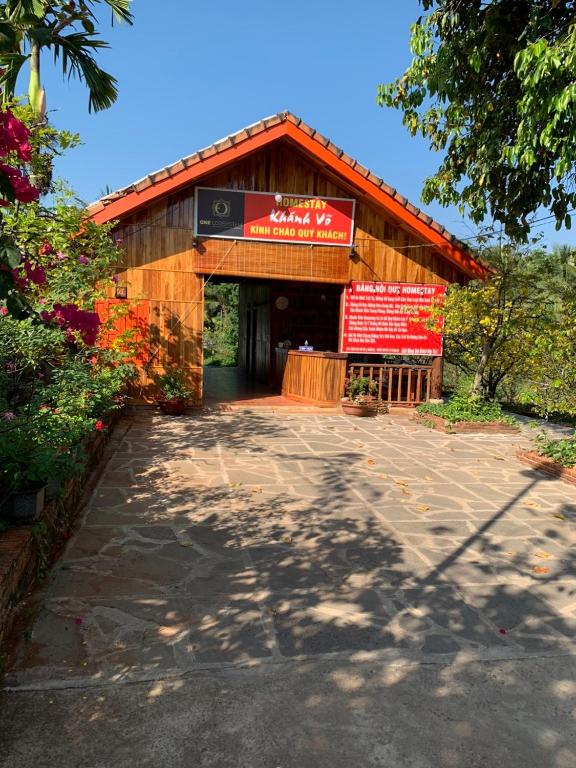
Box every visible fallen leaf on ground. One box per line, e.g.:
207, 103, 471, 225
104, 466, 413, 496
534, 550, 552, 559
253, 487, 263, 494
416, 504, 430, 512
367, 459, 376, 466
524, 501, 538, 508
178, 541, 193, 547
494, 457, 505, 461
532, 566, 551, 574
503, 551, 518, 557
424, 475, 434, 481
394, 479, 408, 486
553, 513, 567, 521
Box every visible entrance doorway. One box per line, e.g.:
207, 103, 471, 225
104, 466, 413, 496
202, 278, 342, 405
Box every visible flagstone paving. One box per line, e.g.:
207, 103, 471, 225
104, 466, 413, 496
3, 407, 576, 689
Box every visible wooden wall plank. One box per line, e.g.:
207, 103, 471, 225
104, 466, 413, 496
111, 140, 468, 404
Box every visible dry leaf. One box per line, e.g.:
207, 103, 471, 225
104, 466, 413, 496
534, 550, 552, 559
424, 475, 434, 481
524, 501, 538, 508
553, 513, 567, 521
394, 479, 408, 487
416, 504, 430, 512
494, 457, 505, 461
532, 566, 551, 575
178, 541, 193, 548
503, 551, 518, 557
367, 459, 376, 466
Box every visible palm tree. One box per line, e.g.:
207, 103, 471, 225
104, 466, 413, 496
0, 0, 133, 115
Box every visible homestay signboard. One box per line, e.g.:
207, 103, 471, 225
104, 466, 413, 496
341, 281, 446, 356
194, 187, 355, 246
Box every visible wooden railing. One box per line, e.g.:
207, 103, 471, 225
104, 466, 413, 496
347, 363, 433, 405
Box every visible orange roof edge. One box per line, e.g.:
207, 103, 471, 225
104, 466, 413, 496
88, 112, 486, 280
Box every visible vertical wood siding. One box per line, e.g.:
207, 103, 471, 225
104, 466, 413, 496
108, 140, 467, 403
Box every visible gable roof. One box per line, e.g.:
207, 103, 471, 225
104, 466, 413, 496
87, 111, 486, 279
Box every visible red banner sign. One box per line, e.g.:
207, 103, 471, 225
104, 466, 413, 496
340, 281, 446, 356
195, 187, 355, 246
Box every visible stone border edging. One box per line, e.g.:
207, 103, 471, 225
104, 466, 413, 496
516, 448, 576, 487
413, 411, 520, 434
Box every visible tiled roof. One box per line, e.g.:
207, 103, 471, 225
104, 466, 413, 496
88, 111, 483, 277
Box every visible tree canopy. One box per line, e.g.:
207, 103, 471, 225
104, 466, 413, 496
378, 1, 576, 240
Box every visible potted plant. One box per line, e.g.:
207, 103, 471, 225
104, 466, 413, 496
341, 376, 381, 416
0, 441, 60, 524
154, 368, 193, 415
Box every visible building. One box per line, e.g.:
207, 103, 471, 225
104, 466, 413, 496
88, 112, 485, 407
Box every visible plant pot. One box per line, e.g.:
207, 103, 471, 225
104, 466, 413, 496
157, 399, 188, 416
341, 398, 377, 417
6, 484, 46, 524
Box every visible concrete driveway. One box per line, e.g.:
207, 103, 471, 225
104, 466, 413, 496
1, 409, 575, 767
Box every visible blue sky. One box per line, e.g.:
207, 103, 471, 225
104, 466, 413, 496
34, 0, 574, 247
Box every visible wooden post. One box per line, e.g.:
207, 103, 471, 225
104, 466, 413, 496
430, 356, 444, 400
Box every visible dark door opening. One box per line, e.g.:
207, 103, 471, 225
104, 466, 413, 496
202, 277, 342, 405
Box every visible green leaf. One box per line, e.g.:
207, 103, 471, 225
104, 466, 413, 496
0, 244, 22, 268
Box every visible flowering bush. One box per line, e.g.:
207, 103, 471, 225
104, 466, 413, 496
0, 107, 136, 511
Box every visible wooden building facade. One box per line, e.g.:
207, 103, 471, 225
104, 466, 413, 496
88, 112, 485, 406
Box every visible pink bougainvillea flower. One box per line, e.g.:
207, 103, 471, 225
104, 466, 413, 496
77, 254, 91, 265
56, 251, 67, 261
0, 164, 39, 204
94, 420, 105, 432
0, 306, 7, 316
41, 303, 101, 346
11, 267, 28, 290
74, 617, 83, 626
2, 411, 16, 421
39, 242, 56, 256
23, 260, 46, 286
0, 109, 33, 161
498, 628, 507, 635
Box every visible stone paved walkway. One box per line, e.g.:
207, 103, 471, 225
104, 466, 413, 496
4, 408, 576, 687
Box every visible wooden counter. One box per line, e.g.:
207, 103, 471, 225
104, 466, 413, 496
276, 348, 348, 406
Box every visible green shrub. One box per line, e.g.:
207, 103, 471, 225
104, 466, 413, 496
534, 433, 576, 467
344, 376, 377, 403
154, 368, 194, 401
418, 384, 517, 425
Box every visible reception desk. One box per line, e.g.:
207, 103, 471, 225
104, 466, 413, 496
275, 348, 348, 406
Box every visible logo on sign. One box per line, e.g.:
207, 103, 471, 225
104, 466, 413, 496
212, 199, 231, 218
